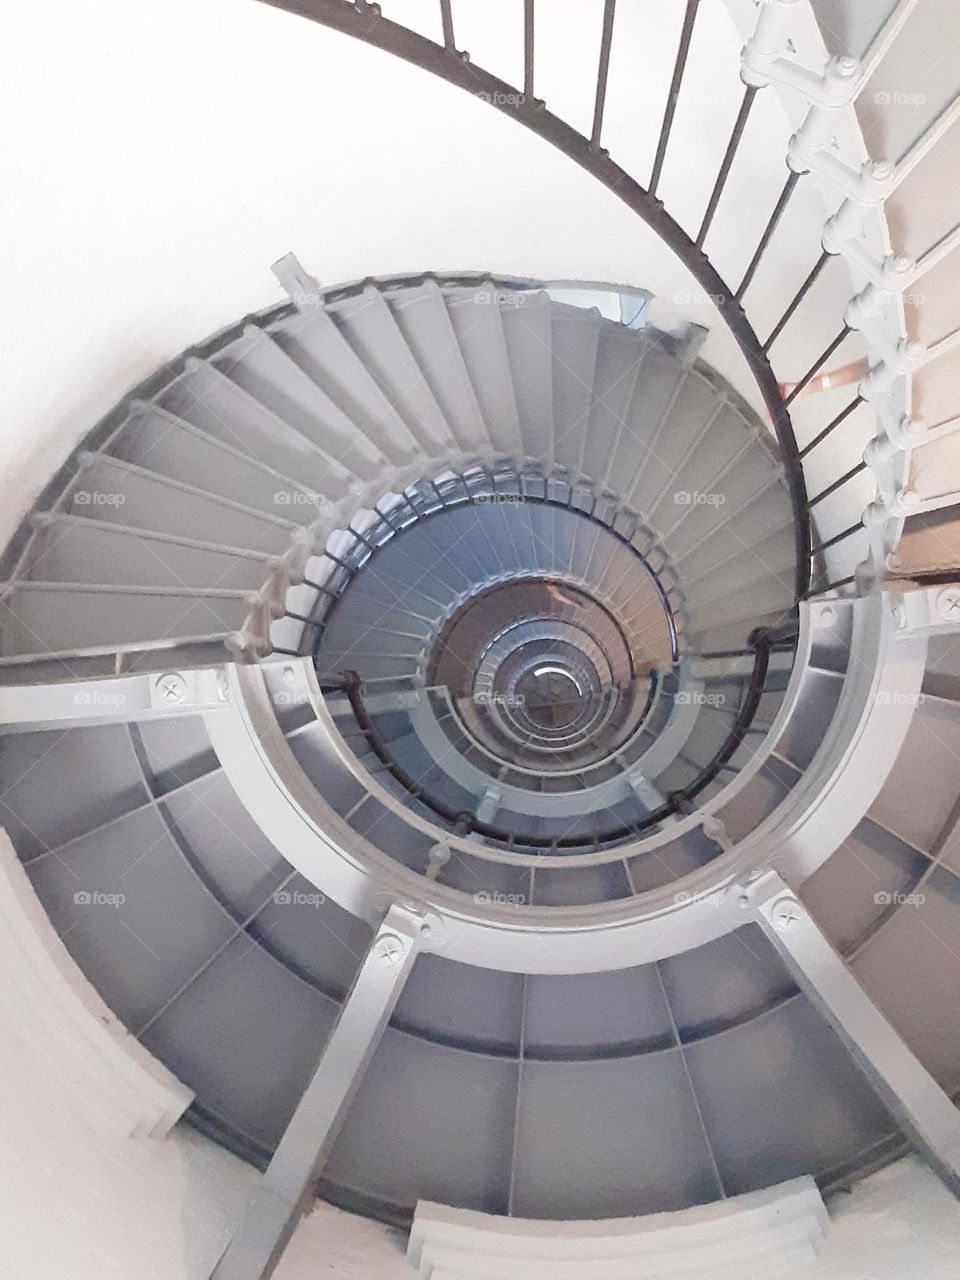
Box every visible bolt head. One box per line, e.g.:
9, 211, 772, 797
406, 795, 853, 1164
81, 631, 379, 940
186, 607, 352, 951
771, 898, 803, 932
896, 487, 921, 513
936, 587, 960, 622
428, 842, 451, 868
374, 933, 407, 967
156, 673, 187, 705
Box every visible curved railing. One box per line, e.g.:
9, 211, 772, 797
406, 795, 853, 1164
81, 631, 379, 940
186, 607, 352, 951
423, 671, 666, 789
259, 0, 960, 599
308, 620, 794, 854
272, 451, 800, 852
261, 0, 812, 599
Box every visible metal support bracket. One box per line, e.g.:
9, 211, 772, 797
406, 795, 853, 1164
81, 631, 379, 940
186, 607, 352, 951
271, 251, 323, 313
0, 667, 229, 733
739, 871, 960, 1196
210, 902, 430, 1279
741, 0, 931, 585
892, 584, 960, 637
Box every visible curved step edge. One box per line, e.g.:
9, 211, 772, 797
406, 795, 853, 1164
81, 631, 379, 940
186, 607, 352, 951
408, 1176, 828, 1278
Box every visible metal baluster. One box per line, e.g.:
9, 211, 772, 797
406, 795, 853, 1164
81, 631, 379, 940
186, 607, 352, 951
811, 521, 864, 555
807, 461, 868, 509
591, 0, 617, 151
800, 394, 865, 459
649, 0, 700, 198
784, 326, 851, 406
439, 0, 455, 51
524, 0, 535, 101
696, 86, 758, 249
763, 249, 830, 352
736, 169, 801, 300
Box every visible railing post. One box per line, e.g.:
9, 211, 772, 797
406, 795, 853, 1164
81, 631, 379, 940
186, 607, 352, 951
739, 0, 931, 590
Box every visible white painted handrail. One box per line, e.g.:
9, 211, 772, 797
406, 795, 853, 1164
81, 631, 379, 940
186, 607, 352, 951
744, 0, 960, 589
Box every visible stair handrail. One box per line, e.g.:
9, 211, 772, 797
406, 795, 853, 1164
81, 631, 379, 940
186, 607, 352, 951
258, 0, 960, 598
321, 622, 791, 856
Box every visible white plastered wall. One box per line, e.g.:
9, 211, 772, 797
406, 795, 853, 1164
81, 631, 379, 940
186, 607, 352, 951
0, 0, 859, 550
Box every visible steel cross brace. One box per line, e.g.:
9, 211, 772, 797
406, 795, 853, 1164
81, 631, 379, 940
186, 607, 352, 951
210, 902, 431, 1279
737, 870, 960, 1196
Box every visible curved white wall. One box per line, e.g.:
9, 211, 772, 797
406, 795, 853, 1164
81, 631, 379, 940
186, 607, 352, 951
0, 0, 859, 550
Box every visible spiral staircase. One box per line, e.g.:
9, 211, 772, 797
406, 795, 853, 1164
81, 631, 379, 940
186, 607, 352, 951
1, 1, 959, 1278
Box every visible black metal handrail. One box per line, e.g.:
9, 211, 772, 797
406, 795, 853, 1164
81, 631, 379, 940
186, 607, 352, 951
258, 0, 813, 600
324, 624, 794, 855
429, 666, 665, 789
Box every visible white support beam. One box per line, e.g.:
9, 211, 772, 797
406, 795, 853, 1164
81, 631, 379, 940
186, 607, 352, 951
893, 584, 960, 639
0, 667, 228, 733
747, 873, 960, 1196
210, 903, 429, 1280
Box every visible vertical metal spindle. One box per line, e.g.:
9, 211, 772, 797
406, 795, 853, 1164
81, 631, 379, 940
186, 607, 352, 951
763, 249, 830, 352
811, 521, 864, 555
439, 0, 455, 50
649, 0, 699, 198
736, 169, 801, 300
591, 0, 617, 150
800, 394, 865, 459
807, 460, 868, 510
524, 0, 535, 100
696, 85, 758, 249
784, 325, 851, 406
